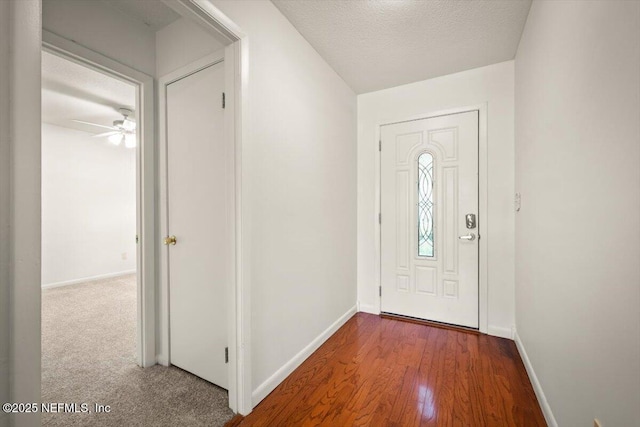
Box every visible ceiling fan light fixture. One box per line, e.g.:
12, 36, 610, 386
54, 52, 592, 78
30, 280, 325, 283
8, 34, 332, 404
73, 107, 137, 147
122, 119, 136, 131
108, 133, 123, 145
124, 133, 136, 148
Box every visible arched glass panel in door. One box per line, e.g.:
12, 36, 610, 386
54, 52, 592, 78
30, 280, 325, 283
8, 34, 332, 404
418, 152, 434, 257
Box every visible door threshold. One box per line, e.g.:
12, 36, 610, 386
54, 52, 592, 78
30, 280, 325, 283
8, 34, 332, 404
380, 312, 480, 335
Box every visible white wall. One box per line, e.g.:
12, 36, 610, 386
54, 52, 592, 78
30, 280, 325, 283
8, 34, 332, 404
8, 0, 43, 426
41, 124, 137, 286
211, 0, 357, 406
155, 17, 224, 77
0, 2, 10, 425
42, 0, 156, 76
357, 61, 515, 336
514, 1, 640, 426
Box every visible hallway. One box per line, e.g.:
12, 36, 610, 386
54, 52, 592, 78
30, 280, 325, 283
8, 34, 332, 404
231, 313, 545, 426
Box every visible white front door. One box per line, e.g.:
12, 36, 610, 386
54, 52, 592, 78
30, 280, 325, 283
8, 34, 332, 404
166, 61, 228, 388
380, 111, 479, 328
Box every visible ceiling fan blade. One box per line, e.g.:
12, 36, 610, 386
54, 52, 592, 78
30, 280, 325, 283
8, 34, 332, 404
92, 131, 120, 138
71, 119, 117, 131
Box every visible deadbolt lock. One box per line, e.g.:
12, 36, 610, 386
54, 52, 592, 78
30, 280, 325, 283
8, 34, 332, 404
465, 214, 477, 229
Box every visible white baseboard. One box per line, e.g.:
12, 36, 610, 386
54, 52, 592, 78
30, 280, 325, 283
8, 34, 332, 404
487, 325, 514, 340
357, 302, 380, 315
42, 270, 136, 289
514, 330, 558, 427
251, 305, 357, 406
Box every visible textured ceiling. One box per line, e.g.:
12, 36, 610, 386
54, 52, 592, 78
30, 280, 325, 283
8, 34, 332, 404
42, 51, 136, 134
100, 0, 181, 31
272, 0, 532, 94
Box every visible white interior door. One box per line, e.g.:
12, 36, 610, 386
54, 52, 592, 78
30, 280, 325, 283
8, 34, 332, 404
380, 111, 479, 328
167, 61, 228, 388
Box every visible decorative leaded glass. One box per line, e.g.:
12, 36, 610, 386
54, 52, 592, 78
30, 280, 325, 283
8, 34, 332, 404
418, 153, 434, 257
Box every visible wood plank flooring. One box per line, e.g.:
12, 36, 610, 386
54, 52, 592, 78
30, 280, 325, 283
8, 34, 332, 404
229, 313, 546, 426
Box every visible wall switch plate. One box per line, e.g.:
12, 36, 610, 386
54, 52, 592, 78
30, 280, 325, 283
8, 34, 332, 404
515, 192, 521, 212
594, 419, 602, 427
121, 252, 127, 260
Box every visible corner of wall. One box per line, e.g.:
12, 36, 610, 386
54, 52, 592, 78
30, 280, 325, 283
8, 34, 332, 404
513, 329, 558, 427
357, 302, 380, 315
487, 325, 514, 340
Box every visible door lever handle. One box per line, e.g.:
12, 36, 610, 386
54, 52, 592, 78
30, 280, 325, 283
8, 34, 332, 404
164, 235, 177, 245
458, 233, 476, 241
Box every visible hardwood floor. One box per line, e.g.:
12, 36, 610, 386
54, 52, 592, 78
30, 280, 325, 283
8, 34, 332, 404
229, 313, 546, 426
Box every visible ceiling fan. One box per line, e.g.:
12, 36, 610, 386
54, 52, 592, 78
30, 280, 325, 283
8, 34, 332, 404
72, 107, 137, 148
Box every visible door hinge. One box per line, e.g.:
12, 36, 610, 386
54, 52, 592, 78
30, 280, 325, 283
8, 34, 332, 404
222, 92, 226, 109
379, 286, 382, 297
379, 140, 382, 152
378, 213, 381, 224
135, 234, 138, 244
225, 347, 229, 363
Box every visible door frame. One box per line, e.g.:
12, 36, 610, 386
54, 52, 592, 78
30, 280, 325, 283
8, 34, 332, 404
42, 31, 157, 367
376, 104, 489, 333
158, 0, 251, 415
157, 50, 229, 380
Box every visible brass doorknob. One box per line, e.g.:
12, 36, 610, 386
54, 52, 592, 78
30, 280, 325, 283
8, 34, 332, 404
164, 235, 177, 245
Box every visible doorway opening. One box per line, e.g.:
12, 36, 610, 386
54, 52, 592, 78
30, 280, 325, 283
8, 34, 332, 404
162, 55, 229, 389
36, 0, 251, 420
40, 49, 142, 423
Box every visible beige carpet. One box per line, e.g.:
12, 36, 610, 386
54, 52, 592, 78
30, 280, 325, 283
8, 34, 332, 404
42, 275, 234, 427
